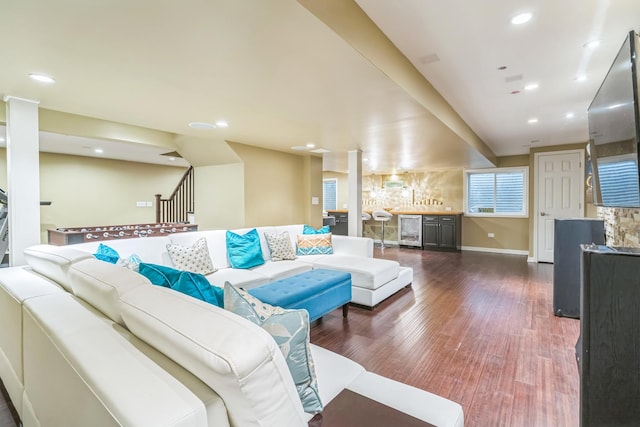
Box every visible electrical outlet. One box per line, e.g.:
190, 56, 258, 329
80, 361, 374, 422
136, 201, 146, 207
488, 233, 495, 238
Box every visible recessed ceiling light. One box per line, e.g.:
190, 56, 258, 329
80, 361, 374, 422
363, 158, 369, 162
575, 75, 587, 82
291, 146, 308, 151
28, 73, 55, 84
524, 83, 539, 91
566, 112, 575, 119
310, 148, 330, 154
215, 120, 228, 128
169, 157, 176, 161
306, 143, 315, 148
94, 148, 104, 154
511, 12, 532, 25
0, 137, 5, 143
528, 118, 539, 124
583, 40, 601, 49
188, 122, 216, 130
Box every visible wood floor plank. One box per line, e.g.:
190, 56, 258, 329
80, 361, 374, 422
311, 248, 580, 427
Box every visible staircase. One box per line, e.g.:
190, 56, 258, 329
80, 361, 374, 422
155, 166, 194, 223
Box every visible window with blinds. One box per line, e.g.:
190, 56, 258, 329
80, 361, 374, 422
322, 179, 337, 211
597, 157, 640, 207
465, 167, 528, 217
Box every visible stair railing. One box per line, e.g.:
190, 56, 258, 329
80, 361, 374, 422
155, 166, 194, 223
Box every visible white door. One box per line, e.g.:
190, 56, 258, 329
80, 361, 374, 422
536, 150, 584, 262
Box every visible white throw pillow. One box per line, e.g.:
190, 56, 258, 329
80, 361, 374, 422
265, 231, 297, 261
166, 237, 216, 275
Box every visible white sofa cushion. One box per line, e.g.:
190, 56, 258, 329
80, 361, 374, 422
23, 292, 209, 427
309, 344, 365, 407
24, 245, 93, 291
204, 267, 269, 290
0, 267, 64, 415
311, 255, 399, 290
251, 260, 313, 282
347, 372, 464, 427
69, 258, 151, 325
119, 285, 307, 427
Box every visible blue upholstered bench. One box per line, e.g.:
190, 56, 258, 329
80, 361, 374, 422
248, 269, 352, 322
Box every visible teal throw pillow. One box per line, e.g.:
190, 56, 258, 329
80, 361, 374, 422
303, 225, 330, 235
226, 229, 265, 269
173, 272, 224, 307
138, 263, 223, 307
224, 282, 322, 414
138, 263, 183, 288
94, 243, 119, 264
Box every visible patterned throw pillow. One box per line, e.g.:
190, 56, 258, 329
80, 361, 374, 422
303, 225, 330, 234
224, 282, 323, 414
296, 233, 333, 256
117, 254, 142, 272
166, 237, 217, 275
264, 231, 297, 261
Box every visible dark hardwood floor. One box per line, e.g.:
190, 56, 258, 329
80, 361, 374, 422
0, 248, 579, 427
311, 247, 580, 427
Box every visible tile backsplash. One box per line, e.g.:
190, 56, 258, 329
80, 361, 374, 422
597, 206, 640, 248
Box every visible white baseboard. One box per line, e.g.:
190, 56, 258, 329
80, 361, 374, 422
527, 256, 537, 263
461, 246, 529, 256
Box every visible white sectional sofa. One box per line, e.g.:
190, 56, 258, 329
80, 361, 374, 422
61, 224, 413, 308
0, 240, 464, 427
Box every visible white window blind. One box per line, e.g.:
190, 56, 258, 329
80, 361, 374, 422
465, 167, 528, 217
597, 158, 640, 207
323, 179, 337, 211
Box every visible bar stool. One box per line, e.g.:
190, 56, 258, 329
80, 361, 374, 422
362, 212, 371, 237
372, 210, 393, 248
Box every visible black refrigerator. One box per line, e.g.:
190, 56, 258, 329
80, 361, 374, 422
577, 245, 640, 426
553, 218, 605, 318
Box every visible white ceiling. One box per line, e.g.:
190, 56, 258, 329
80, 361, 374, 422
1, 0, 638, 173
356, 0, 639, 156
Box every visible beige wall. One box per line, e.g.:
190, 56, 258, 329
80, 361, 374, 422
0, 149, 187, 243
194, 163, 245, 230
39, 153, 186, 242
228, 143, 322, 227
302, 156, 324, 228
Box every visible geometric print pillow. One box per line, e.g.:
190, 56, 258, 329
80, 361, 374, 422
166, 237, 217, 275
296, 233, 333, 256
223, 282, 323, 414
264, 231, 297, 261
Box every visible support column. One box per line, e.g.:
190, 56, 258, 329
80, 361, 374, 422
347, 150, 363, 236
3, 96, 41, 266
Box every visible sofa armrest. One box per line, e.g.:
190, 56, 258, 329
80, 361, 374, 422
331, 236, 373, 258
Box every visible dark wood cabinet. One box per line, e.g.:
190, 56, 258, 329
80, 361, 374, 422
326, 211, 348, 236
422, 214, 461, 250
578, 245, 640, 426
